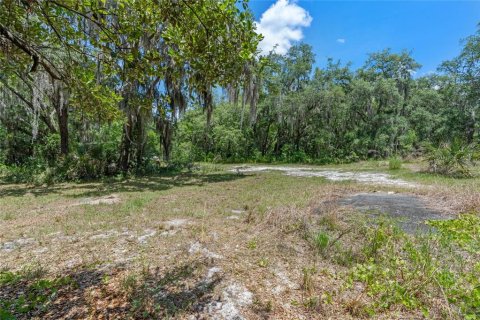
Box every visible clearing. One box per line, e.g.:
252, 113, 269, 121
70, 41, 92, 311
0, 161, 479, 319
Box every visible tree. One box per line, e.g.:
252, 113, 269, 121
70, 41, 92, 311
440, 24, 480, 143
0, 0, 260, 172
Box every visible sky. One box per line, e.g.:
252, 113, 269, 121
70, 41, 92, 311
249, 0, 480, 76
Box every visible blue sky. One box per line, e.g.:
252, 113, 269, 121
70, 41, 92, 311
249, 0, 480, 76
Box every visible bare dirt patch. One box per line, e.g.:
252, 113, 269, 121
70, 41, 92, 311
338, 192, 452, 233
75, 194, 121, 206
1, 237, 36, 252
202, 282, 253, 320
232, 166, 417, 187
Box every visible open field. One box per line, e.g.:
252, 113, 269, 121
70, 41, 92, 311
1, 161, 479, 319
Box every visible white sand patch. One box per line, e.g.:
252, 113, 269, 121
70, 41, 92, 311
205, 282, 253, 320
76, 194, 121, 206
33, 247, 49, 254
52, 234, 78, 243
164, 218, 189, 228
206, 267, 222, 280
138, 229, 157, 244
1, 237, 36, 252
112, 245, 137, 263
160, 229, 178, 236
64, 256, 82, 269
188, 241, 223, 259
232, 166, 304, 173
89, 229, 134, 241
231, 166, 416, 187
90, 229, 118, 240
272, 266, 296, 295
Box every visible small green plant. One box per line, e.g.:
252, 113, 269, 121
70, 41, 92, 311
253, 298, 273, 314
121, 274, 138, 293
0, 271, 22, 286
247, 239, 257, 250
313, 231, 330, 253
388, 156, 402, 170
258, 257, 269, 268
303, 295, 320, 310
342, 214, 480, 318
428, 214, 480, 253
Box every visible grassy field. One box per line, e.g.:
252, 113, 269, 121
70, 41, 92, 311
1, 161, 479, 319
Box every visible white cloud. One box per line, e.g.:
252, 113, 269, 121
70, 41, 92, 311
255, 0, 312, 55
336, 38, 346, 44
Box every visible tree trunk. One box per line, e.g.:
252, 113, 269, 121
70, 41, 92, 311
162, 129, 172, 161
58, 106, 68, 155
119, 115, 133, 172
134, 110, 146, 168
203, 88, 213, 127
54, 81, 69, 155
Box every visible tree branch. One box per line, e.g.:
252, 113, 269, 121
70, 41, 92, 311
0, 79, 57, 133
0, 22, 62, 80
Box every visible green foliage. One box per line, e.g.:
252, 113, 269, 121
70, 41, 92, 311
0, 0, 259, 179
313, 231, 330, 253
0, 272, 22, 286
169, 142, 197, 170
0, 266, 74, 318
35, 134, 61, 166
425, 141, 478, 177
247, 239, 258, 250
428, 214, 480, 253
388, 157, 402, 170
341, 215, 480, 318
174, 43, 478, 165
1, 5, 480, 180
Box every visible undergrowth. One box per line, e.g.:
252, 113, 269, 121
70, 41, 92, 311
308, 211, 480, 319
425, 141, 478, 178
0, 266, 75, 319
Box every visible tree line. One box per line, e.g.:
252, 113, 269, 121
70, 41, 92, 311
0, 1, 478, 181
176, 30, 480, 164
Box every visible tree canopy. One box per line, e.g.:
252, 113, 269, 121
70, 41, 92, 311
0, 1, 479, 181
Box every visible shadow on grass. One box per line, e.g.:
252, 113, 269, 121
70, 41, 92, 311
0, 259, 221, 319
127, 261, 221, 318
0, 172, 246, 198
0, 267, 118, 319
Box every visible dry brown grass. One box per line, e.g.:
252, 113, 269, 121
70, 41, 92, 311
1, 163, 479, 319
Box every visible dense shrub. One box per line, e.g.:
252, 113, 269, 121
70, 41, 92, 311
425, 141, 478, 177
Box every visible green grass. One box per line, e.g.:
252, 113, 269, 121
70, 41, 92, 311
313, 231, 330, 253
388, 157, 402, 170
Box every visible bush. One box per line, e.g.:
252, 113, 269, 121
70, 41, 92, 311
34, 133, 61, 166
169, 142, 197, 170
388, 157, 402, 170
425, 141, 478, 177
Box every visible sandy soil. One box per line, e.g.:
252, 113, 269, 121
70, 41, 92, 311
231, 166, 417, 187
